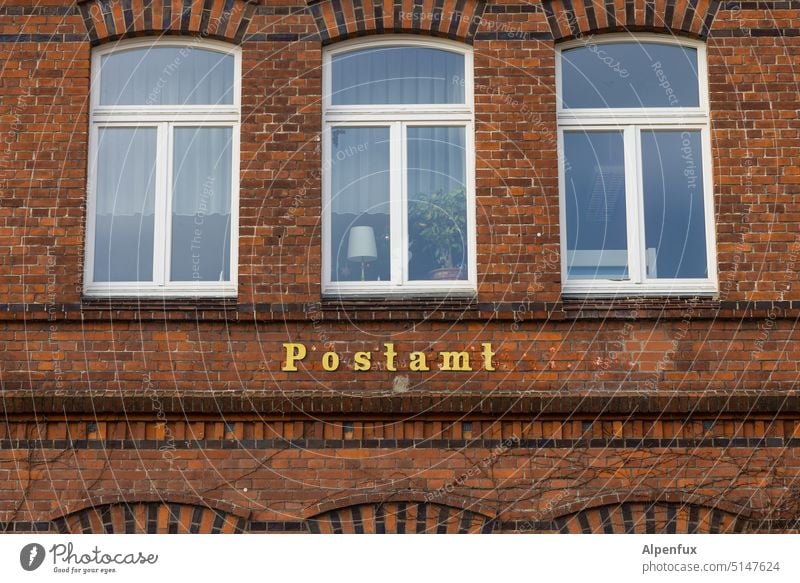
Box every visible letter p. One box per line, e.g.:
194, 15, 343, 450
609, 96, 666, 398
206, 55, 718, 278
282, 343, 307, 371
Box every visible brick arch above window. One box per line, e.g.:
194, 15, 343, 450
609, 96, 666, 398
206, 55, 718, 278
542, 0, 722, 41
308, 501, 495, 534
307, 0, 488, 44
76, 0, 257, 45
52, 502, 248, 534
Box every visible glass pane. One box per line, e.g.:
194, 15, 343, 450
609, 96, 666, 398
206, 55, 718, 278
330, 127, 391, 282
93, 127, 156, 282
642, 130, 708, 279
171, 127, 233, 282
564, 131, 628, 280
100, 47, 234, 106
561, 43, 699, 108
407, 127, 467, 281
332, 46, 465, 105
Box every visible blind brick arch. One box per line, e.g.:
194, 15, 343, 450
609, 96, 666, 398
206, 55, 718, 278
52, 502, 248, 534
307, 501, 494, 533
76, 0, 257, 45
554, 502, 749, 534
542, 0, 722, 41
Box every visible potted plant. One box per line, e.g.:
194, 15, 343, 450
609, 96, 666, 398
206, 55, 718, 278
408, 187, 468, 280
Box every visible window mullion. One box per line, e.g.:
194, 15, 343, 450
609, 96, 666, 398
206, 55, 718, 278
624, 125, 643, 284
391, 122, 405, 286
634, 126, 649, 283
153, 122, 170, 287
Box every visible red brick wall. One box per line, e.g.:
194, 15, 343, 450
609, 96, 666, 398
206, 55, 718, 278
3, 1, 800, 305
1, 408, 799, 533
2, 0, 800, 533
2, 315, 800, 393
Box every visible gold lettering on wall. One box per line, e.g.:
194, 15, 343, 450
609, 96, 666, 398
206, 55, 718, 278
280, 343, 500, 372
282, 343, 306, 371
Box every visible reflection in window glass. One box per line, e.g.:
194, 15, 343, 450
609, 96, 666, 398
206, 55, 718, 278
332, 47, 465, 105
100, 47, 234, 106
564, 131, 628, 280
642, 130, 708, 279
94, 128, 156, 282
171, 127, 233, 282
330, 127, 391, 282
407, 127, 467, 281
561, 43, 698, 108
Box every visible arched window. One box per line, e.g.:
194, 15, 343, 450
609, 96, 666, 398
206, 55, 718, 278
322, 38, 476, 295
557, 35, 716, 296
85, 39, 241, 297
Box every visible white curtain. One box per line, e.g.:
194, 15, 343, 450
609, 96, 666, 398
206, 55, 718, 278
94, 127, 156, 281
93, 127, 233, 282
100, 46, 234, 106
332, 47, 464, 105
331, 127, 390, 216
95, 126, 231, 216
95, 127, 156, 217
407, 126, 465, 199
172, 127, 232, 216
170, 127, 232, 281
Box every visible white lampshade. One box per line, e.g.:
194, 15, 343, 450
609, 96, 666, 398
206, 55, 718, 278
347, 226, 377, 262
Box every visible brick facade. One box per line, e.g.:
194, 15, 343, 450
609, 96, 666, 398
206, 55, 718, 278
2, 0, 800, 533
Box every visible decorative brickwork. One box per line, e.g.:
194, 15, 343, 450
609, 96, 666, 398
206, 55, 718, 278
541, 0, 723, 40
306, 0, 488, 43
307, 502, 493, 533
3, 401, 800, 444
76, 0, 257, 44
53, 502, 247, 534
2, 1, 800, 535
553, 502, 745, 534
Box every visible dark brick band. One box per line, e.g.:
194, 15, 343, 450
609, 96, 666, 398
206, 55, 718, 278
0, 6, 76, 16
0, 34, 87, 42
3, 391, 800, 416
4, 298, 800, 323
709, 27, 800, 37
0, 436, 795, 450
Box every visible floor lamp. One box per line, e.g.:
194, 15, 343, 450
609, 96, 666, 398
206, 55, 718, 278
347, 226, 377, 281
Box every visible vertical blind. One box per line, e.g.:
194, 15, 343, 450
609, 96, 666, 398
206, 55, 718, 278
99, 46, 234, 106
330, 127, 391, 216
93, 127, 156, 281
332, 46, 465, 105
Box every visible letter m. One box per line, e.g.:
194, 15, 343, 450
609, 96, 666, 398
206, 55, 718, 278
440, 351, 471, 371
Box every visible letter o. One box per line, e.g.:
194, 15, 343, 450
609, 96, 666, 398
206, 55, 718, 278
322, 352, 340, 371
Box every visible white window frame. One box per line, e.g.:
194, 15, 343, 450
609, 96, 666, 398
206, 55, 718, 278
556, 34, 717, 297
84, 38, 241, 298
322, 36, 476, 296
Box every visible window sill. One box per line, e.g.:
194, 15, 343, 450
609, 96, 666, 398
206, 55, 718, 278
81, 296, 238, 311
561, 281, 717, 298
320, 294, 478, 313
83, 285, 237, 299
82, 285, 238, 311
